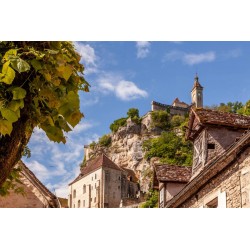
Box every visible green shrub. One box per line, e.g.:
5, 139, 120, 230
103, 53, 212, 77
127, 108, 139, 119
143, 131, 193, 166
170, 115, 186, 128
140, 189, 158, 208
99, 134, 112, 147
89, 141, 97, 149
110, 117, 127, 132
151, 110, 170, 130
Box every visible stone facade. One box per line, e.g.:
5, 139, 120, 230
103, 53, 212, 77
151, 101, 189, 116
68, 154, 139, 208
179, 146, 250, 208
164, 108, 250, 208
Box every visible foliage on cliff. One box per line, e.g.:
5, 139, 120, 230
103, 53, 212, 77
143, 115, 192, 166
151, 110, 171, 130
110, 108, 140, 132
110, 117, 127, 132
99, 134, 112, 147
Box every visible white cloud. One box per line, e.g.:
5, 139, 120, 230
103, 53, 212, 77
26, 160, 67, 182
70, 121, 94, 135
80, 96, 99, 107
183, 52, 216, 65
164, 50, 216, 65
116, 80, 148, 101
136, 41, 151, 58
97, 73, 148, 101
74, 42, 98, 75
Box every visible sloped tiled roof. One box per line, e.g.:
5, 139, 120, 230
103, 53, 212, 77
186, 108, 250, 140
17, 161, 59, 208
166, 130, 250, 208
194, 108, 250, 128
58, 197, 68, 208
154, 164, 192, 183
69, 154, 123, 185
172, 98, 188, 107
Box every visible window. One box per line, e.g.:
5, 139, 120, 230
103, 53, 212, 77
118, 186, 120, 190
202, 191, 226, 208
95, 173, 97, 179
92, 176, 93, 181
83, 185, 86, 194
160, 188, 164, 204
78, 200, 81, 208
95, 183, 96, 188
83, 200, 85, 207
205, 197, 218, 208
94, 197, 96, 203
207, 143, 215, 149
73, 189, 76, 198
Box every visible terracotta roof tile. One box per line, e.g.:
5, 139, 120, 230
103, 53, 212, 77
69, 154, 123, 185
154, 164, 192, 183
194, 108, 250, 128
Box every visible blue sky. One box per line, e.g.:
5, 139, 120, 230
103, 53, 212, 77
22, 41, 250, 198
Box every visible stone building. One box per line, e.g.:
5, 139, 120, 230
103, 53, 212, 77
68, 154, 139, 208
151, 74, 203, 115
0, 161, 59, 208
153, 164, 191, 208
155, 107, 250, 208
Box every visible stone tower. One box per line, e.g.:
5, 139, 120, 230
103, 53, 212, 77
191, 74, 203, 108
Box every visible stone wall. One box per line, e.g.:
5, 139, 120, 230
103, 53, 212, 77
69, 168, 102, 208
179, 146, 250, 208
69, 166, 139, 208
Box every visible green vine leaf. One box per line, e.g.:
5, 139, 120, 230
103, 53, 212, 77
30, 59, 42, 72
11, 87, 27, 100
0, 108, 19, 123
10, 57, 30, 73
0, 119, 13, 135
0, 61, 15, 84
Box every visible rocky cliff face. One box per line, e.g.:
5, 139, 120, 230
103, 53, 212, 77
84, 112, 162, 192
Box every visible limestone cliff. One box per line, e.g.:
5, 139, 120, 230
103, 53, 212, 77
84, 112, 162, 193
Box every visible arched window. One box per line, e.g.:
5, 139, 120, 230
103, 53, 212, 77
73, 189, 76, 198
78, 200, 81, 208
83, 185, 86, 194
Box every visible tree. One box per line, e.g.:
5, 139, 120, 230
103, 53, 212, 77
127, 108, 139, 118
151, 110, 170, 130
0, 42, 89, 189
99, 134, 112, 147
238, 100, 250, 115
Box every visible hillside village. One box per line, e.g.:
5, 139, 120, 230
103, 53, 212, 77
1, 75, 250, 208
68, 75, 250, 208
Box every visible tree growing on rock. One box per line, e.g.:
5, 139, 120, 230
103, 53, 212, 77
0, 42, 89, 191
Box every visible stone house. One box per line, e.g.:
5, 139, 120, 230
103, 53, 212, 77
160, 107, 250, 208
153, 164, 191, 208
68, 154, 139, 208
0, 161, 59, 208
